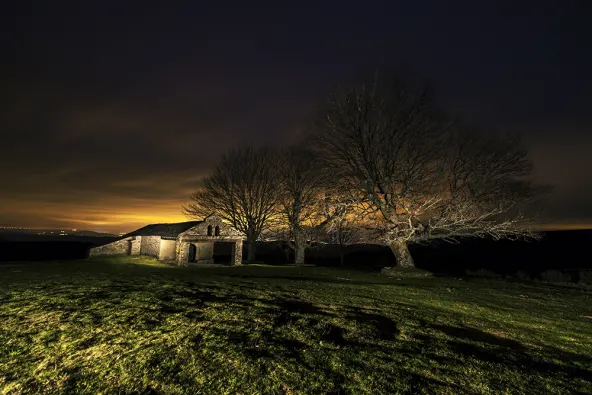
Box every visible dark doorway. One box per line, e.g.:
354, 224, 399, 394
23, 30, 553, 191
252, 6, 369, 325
188, 244, 197, 262
213, 242, 233, 264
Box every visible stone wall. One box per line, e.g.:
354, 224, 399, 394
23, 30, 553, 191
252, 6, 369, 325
90, 237, 132, 256
140, 236, 161, 258
131, 237, 141, 255
179, 215, 243, 240
177, 241, 189, 266
159, 239, 177, 260
231, 241, 243, 266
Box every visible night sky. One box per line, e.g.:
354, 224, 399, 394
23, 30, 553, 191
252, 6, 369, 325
1, 1, 591, 233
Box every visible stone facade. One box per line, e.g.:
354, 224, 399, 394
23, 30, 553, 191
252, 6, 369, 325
179, 216, 243, 240
90, 214, 245, 266
140, 236, 161, 258
177, 215, 244, 266
158, 239, 176, 260
131, 237, 141, 255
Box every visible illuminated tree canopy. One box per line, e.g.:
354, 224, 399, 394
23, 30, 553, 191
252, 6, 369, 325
308, 74, 547, 267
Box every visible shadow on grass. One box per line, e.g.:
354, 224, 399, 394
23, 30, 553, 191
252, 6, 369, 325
429, 324, 527, 349
219, 273, 395, 286
195, 291, 592, 392
128, 386, 159, 395
424, 323, 592, 384
346, 309, 400, 340
7, 260, 591, 394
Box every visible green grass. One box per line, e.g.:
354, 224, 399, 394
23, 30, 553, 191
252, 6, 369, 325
1, 256, 591, 394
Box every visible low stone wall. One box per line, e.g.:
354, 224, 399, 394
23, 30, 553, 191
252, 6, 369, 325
90, 237, 132, 256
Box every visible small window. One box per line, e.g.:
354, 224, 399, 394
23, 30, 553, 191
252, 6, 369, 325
215, 226, 220, 236
207, 225, 213, 236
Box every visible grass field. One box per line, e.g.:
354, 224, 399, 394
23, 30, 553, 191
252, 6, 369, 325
0, 256, 591, 394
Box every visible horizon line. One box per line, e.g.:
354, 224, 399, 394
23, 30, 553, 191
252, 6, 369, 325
2, 223, 592, 234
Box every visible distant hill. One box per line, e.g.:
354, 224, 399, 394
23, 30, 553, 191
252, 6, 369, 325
0, 228, 118, 237
0, 229, 120, 262
2, 228, 591, 271
0, 228, 118, 245
0, 233, 117, 244
0, 228, 118, 243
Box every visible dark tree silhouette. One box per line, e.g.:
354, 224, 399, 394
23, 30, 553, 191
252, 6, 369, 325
321, 192, 362, 266
309, 73, 546, 267
183, 145, 282, 261
275, 146, 327, 264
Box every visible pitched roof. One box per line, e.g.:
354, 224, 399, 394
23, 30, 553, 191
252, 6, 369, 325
126, 221, 202, 238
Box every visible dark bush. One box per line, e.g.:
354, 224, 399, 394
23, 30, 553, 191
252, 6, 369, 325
465, 269, 503, 278
576, 270, 592, 285
539, 270, 571, 283
515, 271, 532, 281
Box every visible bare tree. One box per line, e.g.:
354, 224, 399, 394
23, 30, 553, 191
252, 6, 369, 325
276, 146, 327, 264
309, 73, 546, 267
322, 193, 362, 265
183, 145, 282, 261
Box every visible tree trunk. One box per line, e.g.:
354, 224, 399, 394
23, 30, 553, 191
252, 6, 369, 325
294, 245, 305, 265
389, 240, 415, 268
247, 238, 257, 262
294, 231, 306, 265
339, 249, 345, 266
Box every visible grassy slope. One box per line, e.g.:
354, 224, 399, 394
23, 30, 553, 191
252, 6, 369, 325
0, 256, 591, 394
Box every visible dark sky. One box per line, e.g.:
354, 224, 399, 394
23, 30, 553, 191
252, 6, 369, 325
1, 1, 591, 233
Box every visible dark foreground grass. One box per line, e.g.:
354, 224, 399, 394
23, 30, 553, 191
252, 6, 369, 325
0, 257, 591, 394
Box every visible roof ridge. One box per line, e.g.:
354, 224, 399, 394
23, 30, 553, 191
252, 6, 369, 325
125, 220, 204, 238
150, 220, 201, 225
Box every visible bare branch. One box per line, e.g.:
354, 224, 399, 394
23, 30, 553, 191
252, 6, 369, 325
272, 146, 329, 264
183, 145, 282, 261
308, 73, 548, 267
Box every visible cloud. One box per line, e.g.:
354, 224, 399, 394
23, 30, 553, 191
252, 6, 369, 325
525, 129, 592, 225
1, 11, 591, 233
0, 68, 319, 233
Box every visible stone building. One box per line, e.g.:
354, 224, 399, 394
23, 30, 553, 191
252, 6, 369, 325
90, 214, 245, 266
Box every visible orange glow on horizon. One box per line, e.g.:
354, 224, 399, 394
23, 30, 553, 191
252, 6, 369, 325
2, 193, 592, 235
532, 223, 592, 231
52, 209, 190, 234
26, 217, 592, 235
0, 198, 193, 234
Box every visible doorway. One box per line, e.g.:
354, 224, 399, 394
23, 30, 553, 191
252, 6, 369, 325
213, 241, 234, 264
188, 244, 197, 262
